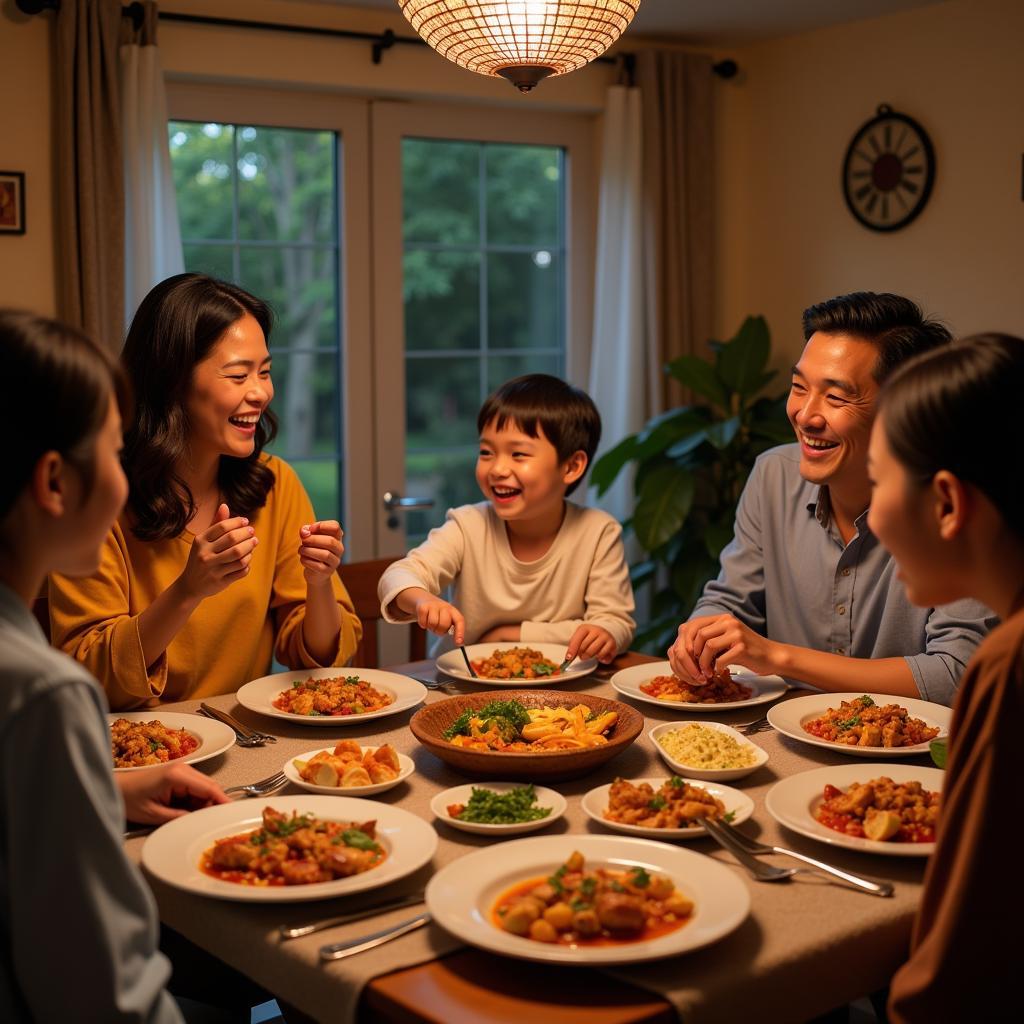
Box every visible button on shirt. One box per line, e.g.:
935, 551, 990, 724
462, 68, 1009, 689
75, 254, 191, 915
691, 444, 995, 706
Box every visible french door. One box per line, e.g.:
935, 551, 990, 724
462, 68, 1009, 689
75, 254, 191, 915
167, 83, 596, 559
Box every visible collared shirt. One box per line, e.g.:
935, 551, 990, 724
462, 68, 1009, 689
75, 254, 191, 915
691, 444, 995, 706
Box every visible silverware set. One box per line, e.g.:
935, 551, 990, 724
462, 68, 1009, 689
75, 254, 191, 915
199, 703, 277, 746
701, 816, 894, 897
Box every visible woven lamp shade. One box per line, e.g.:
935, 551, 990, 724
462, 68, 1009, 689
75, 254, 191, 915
399, 1, 641, 92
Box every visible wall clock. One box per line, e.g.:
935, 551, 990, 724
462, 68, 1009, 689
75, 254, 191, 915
842, 104, 936, 232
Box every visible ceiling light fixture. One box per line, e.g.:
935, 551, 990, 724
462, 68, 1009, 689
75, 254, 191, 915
398, 1, 641, 93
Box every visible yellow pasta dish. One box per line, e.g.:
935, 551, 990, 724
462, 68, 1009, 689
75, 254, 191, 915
443, 698, 616, 752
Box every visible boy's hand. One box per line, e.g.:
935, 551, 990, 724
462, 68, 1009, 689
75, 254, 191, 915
117, 763, 228, 825
412, 593, 466, 644
299, 521, 344, 587
565, 624, 617, 665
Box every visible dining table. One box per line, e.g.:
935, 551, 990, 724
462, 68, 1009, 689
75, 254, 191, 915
123, 652, 936, 1023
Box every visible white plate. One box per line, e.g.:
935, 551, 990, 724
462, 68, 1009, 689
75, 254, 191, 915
611, 661, 788, 711
436, 642, 598, 686
765, 763, 944, 857
649, 721, 770, 781
767, 692, 951, 758
108, 711, 235, 773
141, 795, 438, 902
236, 667, 426, 726
581, 778, 755, 839
425, 833, 749, 964
430, 782, 567, 835
284, 746, 416, 796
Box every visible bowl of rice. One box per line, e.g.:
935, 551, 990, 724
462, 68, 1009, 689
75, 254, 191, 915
648, 721, 769, 781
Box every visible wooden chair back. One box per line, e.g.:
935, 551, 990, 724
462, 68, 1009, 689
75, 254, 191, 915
338, 558, 426, 668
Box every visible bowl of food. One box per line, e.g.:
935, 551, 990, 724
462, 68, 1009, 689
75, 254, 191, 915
410, 690, 643, 781
431, 782, 567, 835
648, 721, 769, 781
284, 741, 415, 796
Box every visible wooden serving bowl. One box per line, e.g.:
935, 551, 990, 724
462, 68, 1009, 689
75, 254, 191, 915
409, 689, 643, 782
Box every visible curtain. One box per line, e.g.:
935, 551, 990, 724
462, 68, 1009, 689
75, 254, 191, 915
55, 0, 124, 351
636, 50, 714, 409
121, 1, 183, 331
587, 84, 646, 525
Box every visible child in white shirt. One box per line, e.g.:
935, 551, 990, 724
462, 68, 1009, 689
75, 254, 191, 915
379, 374, 635, 662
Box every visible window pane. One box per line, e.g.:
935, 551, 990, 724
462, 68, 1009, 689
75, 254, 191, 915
237, 246, 337, 350
485, 144, 560, 246
404, 249, 480, 351
403, 139, 479, 245
182, 243, 233, 281
405, 447, 480, 545
287, 458, 340, 522
265, 351, 339, 460
406, 355, 480, 449
237, 126, 335, 244
487, 250, 562, 349
487, 353, 562, 394
169, 122, 235, 241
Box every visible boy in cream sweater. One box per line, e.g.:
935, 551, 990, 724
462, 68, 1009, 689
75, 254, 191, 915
378, 374, 635, 663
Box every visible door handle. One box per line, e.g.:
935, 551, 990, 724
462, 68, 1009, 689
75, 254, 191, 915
382, 491, 435, 511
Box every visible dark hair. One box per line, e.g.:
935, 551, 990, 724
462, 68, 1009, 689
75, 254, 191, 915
802, 291, 951, 383
121, 273, 278, 540
476, 374, 601, 497
879, 332, 1024, 542
0, 309, 130, 522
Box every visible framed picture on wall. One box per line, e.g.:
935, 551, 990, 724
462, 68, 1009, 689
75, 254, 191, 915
0, 171, 26, 235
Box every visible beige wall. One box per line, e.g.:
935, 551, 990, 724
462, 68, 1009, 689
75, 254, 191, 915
714, 0, 1024, 369
0, 10, 55, 314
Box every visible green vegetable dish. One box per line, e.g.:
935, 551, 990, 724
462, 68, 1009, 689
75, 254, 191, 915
446, 784, 553, 825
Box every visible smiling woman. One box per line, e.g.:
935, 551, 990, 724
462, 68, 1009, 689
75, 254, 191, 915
48, 274, 362, 709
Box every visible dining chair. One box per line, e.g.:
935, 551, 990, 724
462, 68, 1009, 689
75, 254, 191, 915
338, 558, 426, 669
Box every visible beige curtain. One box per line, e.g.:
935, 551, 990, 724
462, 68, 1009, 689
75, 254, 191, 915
56, 0, 124, 353
636, 50, 714, 410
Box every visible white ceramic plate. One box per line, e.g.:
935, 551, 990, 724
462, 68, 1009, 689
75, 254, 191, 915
284, 746, 415, 796
581, 778, 755, 839
141, 795, 438, 902
611, 661, 788, 711
425, 833, 750, 964
767, 692, 951, 758
109, 711, 235, 773
430, 782, 567, 836
648, 721, 770, 781
436, 642, 598, 686
236, 667, 426, 726
765, 763, 944, 857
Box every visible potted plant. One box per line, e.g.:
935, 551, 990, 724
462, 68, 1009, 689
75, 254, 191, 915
591, 316, 793, 652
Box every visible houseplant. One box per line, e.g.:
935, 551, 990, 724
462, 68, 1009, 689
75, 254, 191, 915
591, 316, 793, 651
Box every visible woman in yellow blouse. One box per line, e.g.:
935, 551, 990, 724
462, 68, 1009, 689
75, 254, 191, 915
49, 274, 361, 709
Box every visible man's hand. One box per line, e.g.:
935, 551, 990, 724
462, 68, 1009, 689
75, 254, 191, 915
668, 613, 780, 681
117, 762, 228, 825
565, 624, 617, 665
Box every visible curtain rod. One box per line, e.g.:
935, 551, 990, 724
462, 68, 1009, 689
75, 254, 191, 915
17, 1, 739, 78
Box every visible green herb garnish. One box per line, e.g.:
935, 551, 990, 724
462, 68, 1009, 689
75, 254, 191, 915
266, 813, 314, 838
669, 775, 684, 788
443, 699, 532, 740
930, 738, 948, 769
837, 715, 861, 730
339, 828, 380, 852
608, 880, 625, 893
857, 695, 875, 707
452, 784, 552, 825
629, 867, 651, 889
723, 810, 736, 824
579, 877, 597, 896
648, 795, 667, 810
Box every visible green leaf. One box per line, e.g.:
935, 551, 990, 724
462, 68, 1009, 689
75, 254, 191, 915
670, 553, 719, 612
633, 467, 695, 551
634, 410, 709, 462
591, 435, 638, 495
629, 559, 658, 588
704, 522, 734, 560
716, 316, 770, 397
665, 429, 709, 460
706, 416, 741, 450
665, 355, 729, 408
929, 738, 948, 769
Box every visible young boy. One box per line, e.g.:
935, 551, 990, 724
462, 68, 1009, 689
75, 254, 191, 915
378, 374, 635, 663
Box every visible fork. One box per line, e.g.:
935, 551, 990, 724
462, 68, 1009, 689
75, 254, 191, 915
223, 771, 288, 798
701, 818, 797, 883
199, 704, 277, 745
736, 713, 772, 735
711, 819, 894, 897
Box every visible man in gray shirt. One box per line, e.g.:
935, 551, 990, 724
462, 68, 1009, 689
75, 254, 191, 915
668, 292, 993, 706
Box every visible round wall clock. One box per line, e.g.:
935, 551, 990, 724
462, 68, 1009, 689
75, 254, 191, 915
842, 104, 936, 232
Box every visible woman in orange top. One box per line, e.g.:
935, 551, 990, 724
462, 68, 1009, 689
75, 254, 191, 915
866, 333, 1022, 1021
50, 274, 361, 708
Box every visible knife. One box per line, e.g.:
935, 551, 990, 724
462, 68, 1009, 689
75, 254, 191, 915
319, 912, 433, 962
279, 893, 426, 940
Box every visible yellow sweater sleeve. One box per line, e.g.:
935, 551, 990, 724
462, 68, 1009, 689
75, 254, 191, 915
48, 523, 168, 708
266, 458, 362, 670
